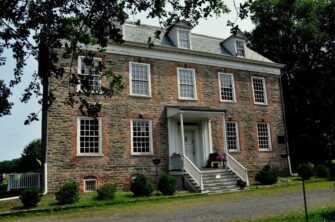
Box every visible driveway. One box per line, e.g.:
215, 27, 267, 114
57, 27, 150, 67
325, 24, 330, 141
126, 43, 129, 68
27, 185, 335, 222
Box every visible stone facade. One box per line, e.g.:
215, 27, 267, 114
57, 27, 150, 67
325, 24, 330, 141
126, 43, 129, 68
46, 48, 288, 192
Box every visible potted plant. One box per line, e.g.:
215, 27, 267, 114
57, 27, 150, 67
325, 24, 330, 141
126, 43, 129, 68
170, 153, 183, 170
236, 179, 247, 189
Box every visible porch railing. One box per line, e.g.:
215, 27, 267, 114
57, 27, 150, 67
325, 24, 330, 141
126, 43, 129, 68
7, 173, 41, 191
183, 155, 204, 191
226, 153, 249, 186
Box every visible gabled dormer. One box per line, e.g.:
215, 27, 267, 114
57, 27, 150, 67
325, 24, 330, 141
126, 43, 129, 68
167, 20, 193, 49
221, 30, 247, 58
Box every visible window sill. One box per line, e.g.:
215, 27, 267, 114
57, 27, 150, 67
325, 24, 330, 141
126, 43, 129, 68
178, 98, 198, 101
220, 100, 237, 103
131, 153, 154, 156
254, 103, 268, 106
76, 154, 104, 157
228, 150, 241, 154
258, 149, 272, 153
129, 95, 152, 99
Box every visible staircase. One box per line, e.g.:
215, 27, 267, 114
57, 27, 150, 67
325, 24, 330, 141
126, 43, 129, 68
184, 168, 241, 193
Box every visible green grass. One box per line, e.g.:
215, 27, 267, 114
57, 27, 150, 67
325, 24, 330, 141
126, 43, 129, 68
0, 180, 334, 221
230, 207, 335, 222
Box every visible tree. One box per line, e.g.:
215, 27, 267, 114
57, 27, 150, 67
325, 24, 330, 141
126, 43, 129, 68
20, 139, 41, 172
0, 80, 12, 117
247, 0, 335, 168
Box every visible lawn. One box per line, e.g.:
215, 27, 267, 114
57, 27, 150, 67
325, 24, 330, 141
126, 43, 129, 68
0, 180, 334, 221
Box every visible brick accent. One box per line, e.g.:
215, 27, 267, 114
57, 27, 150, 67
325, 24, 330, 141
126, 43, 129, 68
46, 50, 289, 192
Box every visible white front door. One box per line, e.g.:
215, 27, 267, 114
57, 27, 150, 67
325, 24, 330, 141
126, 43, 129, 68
184, 130, 195, 163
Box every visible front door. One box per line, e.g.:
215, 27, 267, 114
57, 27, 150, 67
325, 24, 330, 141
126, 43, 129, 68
184, 130, 195, 163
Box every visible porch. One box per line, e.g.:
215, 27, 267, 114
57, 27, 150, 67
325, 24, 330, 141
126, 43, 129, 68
167, 106, 249, 192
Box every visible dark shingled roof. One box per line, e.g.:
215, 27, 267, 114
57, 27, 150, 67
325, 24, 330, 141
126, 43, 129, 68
123, 22, 274, 63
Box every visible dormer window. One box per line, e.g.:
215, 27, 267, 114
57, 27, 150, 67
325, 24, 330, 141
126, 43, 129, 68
235, 40, 245, 57
178, 30, 190, 49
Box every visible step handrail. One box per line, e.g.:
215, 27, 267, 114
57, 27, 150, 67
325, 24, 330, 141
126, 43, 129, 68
226, 153, 249, 186
183, 155, 204, 191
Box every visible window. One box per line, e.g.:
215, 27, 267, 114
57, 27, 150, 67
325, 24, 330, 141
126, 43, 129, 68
226, 122, 240, 151
84, 179, 97, 192
178, 30, 190, 49
77, 117, 102, 155
235, 40, 245, 57
219, 73, 236, 102
257, 123, 272, 151
177, 68, 197, 100
131, 119, 153, 155
252, 77, 267, 104
78, 56, 101, 92
129, 62, 151, 96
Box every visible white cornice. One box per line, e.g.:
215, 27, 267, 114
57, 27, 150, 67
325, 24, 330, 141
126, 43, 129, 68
76, 42, 283, 75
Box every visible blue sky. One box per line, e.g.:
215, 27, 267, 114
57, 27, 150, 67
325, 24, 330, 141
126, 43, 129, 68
0, 1, 253, 161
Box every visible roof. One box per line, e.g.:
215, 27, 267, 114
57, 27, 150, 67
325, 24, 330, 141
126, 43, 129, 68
123, 22, 274, 63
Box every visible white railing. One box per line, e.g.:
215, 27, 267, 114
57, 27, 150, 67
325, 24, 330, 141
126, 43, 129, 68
183, 155, 204, 191
226, 153, 249, 186
7, 173, 41, 191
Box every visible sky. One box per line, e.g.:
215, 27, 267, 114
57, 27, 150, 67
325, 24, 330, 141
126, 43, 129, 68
0, 0, 254, 161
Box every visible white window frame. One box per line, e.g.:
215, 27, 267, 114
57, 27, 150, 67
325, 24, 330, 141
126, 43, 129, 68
218, 73, 236, 103
177, 68, 197, 100
84, 178, 97, 192
77, 56, 102, 93
129, 62, 151, 97
177, 29, 192, 49
131, 119, 153, 155
251, 77, 268, 105
235, 40, 246, 57
77, 117, 103, 156
226, 121, 240, 152
257, 122, 272, 151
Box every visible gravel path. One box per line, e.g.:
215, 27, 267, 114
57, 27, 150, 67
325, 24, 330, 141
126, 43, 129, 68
33, 187, 335, 222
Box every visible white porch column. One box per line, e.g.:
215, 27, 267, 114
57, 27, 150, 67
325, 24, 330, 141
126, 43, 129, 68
180, 112, 185, 156
222, 113, 228, 154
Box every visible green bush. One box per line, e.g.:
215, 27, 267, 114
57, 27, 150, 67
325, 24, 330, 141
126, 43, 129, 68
236, 179, 247, 189
55, 182, 80, 204
297, 162, 314, 180
0, 183, 7, 192
20, 187, 41, 208
96, 183, 116, 200
330, 164, 335, 178
158, 173, 176, 196
130, 175, 154, 197
315, 164, 330, 178
255, 164, 278, 185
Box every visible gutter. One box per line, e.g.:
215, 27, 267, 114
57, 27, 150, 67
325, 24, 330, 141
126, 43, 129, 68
279, 70, 295, 176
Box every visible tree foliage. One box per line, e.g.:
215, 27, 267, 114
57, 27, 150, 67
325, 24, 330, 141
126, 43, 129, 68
0, 80, 13, 117
20, 139, 41, 172
248, 0, 335, 167
0, 0, 241, 122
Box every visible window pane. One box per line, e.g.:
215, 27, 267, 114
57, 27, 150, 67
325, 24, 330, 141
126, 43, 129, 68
236, 40, 245, 57
131, 63, 150, 96
227, 122, 239, 151
79, 57, 101, 92
257, 123, 271, 150
220, 74, 235, 101
132, 120, 151, 154
253, 78, 266, 104
179, 69, 195, 99
79, 118, 100, 154
178, 30, 190, 48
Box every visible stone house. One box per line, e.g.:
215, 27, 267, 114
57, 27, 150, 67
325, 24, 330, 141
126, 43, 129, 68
45, 21, 289, 193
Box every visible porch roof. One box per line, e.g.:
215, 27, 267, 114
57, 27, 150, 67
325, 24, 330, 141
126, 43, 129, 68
166, 106, 226, 119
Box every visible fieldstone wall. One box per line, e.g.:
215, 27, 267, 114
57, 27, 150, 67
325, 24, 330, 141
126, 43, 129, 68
46, 49, 288, 192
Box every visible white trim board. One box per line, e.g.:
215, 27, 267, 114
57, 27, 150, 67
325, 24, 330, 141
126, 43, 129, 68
80, 44, 282, 75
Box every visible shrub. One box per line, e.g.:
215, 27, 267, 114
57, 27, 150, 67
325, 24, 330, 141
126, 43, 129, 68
236, 179, 247, 189
20, 187, 41, 208
330, 163, 335, 178
315, 164, 330, 178
55, 182, 80, 204
130, 175, 154, 197
96, 183, 117, 200
255, 164, 278, 185
297, 162, 314, 180
158, 173, 176, 196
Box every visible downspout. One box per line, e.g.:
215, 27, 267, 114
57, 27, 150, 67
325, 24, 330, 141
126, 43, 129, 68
279, 71, 294, 176
39, 38, 49, 195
